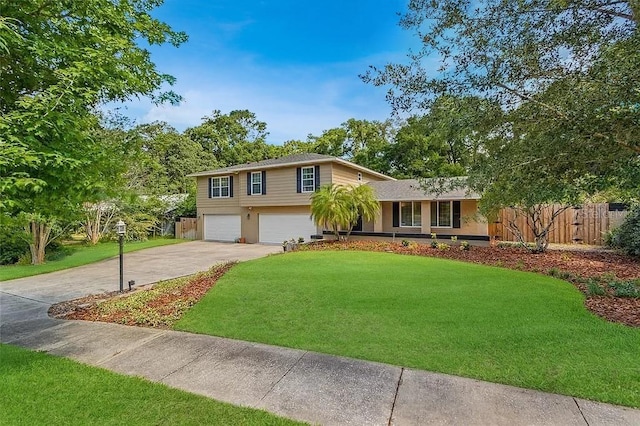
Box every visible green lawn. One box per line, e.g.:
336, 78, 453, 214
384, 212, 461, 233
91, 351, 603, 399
0, 344, 301, 425
176, 251, 640, 408
0, 238, 184, 281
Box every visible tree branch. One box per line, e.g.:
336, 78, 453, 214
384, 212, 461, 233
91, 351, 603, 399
495, 83, 570, 119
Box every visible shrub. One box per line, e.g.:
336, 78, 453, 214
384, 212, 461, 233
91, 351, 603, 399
44, 241, 73, 262
402, 239, 410, 247
608, 280, 640, 298
586, 279, 605, 296
437, 243, 450, 250
547, 267, 560, 277
0, 224, 28, 265
608, 205, 640, 257
430, 233, 438, 248
459, 241, 470, 251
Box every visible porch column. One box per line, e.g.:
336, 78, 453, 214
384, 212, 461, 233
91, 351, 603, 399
421, 201, 431, 234
374, 203, 383, 233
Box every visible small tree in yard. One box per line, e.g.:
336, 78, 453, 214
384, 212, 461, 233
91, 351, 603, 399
310, 184, 380, 241
609, 205, 640, 257
83, 202, 118, 245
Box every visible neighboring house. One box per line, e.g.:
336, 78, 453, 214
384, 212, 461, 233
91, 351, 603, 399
188, 153, 489, 244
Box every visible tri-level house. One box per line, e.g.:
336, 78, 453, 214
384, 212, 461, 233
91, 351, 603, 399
188, 153, 489, 244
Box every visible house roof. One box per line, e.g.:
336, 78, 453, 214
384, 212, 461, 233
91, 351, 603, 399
367, 178, 479, 201
187, 153, 395, 181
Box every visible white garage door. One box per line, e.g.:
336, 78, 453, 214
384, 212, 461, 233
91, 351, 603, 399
259, 214, 317, 244
203, 215, 241, 242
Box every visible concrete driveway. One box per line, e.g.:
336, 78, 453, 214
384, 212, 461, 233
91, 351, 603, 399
0, 241, 281, 340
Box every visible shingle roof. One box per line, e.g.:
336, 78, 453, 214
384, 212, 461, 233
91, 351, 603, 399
367, 177, 479, 201
187, 153, 393, 181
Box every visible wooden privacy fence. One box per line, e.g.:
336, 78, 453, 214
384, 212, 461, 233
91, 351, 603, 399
175, 217, 197, 239
488, 203, 629, 246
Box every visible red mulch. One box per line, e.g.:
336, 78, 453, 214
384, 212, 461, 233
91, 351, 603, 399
299, 241, 640, 327
50, 263, 234, 328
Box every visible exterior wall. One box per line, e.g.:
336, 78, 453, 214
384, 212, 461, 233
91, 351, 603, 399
381, 201, 422, 234
330, 163, 387, 186
430, 200, 488, 236
379, 200, 488, 237
239, 163, 331, 207
196, 176, 240, 210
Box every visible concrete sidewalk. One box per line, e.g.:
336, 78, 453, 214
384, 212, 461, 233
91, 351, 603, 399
1, 241, 639, 425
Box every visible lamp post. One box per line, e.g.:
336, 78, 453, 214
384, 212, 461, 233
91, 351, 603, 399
116, 220, 126, 292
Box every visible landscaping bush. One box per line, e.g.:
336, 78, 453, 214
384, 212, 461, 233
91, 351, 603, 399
608, 205, 640, 257
586, 279, 605, 296
0, 221, 28, 265
608, 280, 640, 298
44, 241, 74, 262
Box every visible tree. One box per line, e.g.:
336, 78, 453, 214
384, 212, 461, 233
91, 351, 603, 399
186, 110, 271, 166
309, 119, 394, 172
365, 0, 639, 251
310, 184, 380, 241
128, 122, 215, 195
387, 96, 498, 178
364, 1, 639, 181
1, 1, 186, 262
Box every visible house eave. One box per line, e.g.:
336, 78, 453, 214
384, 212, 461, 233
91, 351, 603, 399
188, 157, 396, 180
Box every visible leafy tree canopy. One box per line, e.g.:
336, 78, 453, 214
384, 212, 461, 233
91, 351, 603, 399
0, 0, 186, 262
365, 0, 639, 204
128, 122, 216, 195
185, 110, 273, 166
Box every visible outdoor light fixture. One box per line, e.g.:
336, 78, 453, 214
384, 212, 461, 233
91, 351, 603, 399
116, 220, 126, 292
116, 219, 126, 235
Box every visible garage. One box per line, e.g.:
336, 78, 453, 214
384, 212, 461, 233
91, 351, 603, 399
203, 214, 241, 242
259, 213, 317, 244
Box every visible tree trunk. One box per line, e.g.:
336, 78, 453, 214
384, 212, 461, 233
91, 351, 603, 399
29, 220, 51, 265
506, 205, 570, 253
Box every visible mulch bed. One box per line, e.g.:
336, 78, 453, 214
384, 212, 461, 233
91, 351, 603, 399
49, 263, 234, 328
51, 241, 640, 328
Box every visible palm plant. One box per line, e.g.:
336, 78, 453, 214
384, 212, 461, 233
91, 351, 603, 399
310, 184, 380, 241
344, 184, 380, 240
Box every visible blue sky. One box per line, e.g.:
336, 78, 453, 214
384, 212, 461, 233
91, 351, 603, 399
121, 0, 414, 143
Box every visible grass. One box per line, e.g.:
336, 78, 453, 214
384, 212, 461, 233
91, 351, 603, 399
0, 344, 301, 426
0, 238, 183, 281
176, 251, 640, 408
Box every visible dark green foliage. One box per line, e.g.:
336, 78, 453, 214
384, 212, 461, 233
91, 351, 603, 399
608, 280, 640, 298
0, 221, 27, 265
173, 192, 197, 218
586, 279, 606, 296
43, 242, 73, 262
609, 206, 640, 257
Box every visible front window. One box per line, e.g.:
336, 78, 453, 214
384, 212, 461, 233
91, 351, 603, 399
431, 201, 452, 227
251, 172, 262, 195
400, 202, 421, 227
211, 177, 230, 198
302, 166, 315, 192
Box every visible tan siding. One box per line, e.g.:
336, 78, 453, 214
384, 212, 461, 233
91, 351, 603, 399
237, 164, 331, 207
331, 163, 386, 186
196, 176, 240, 209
